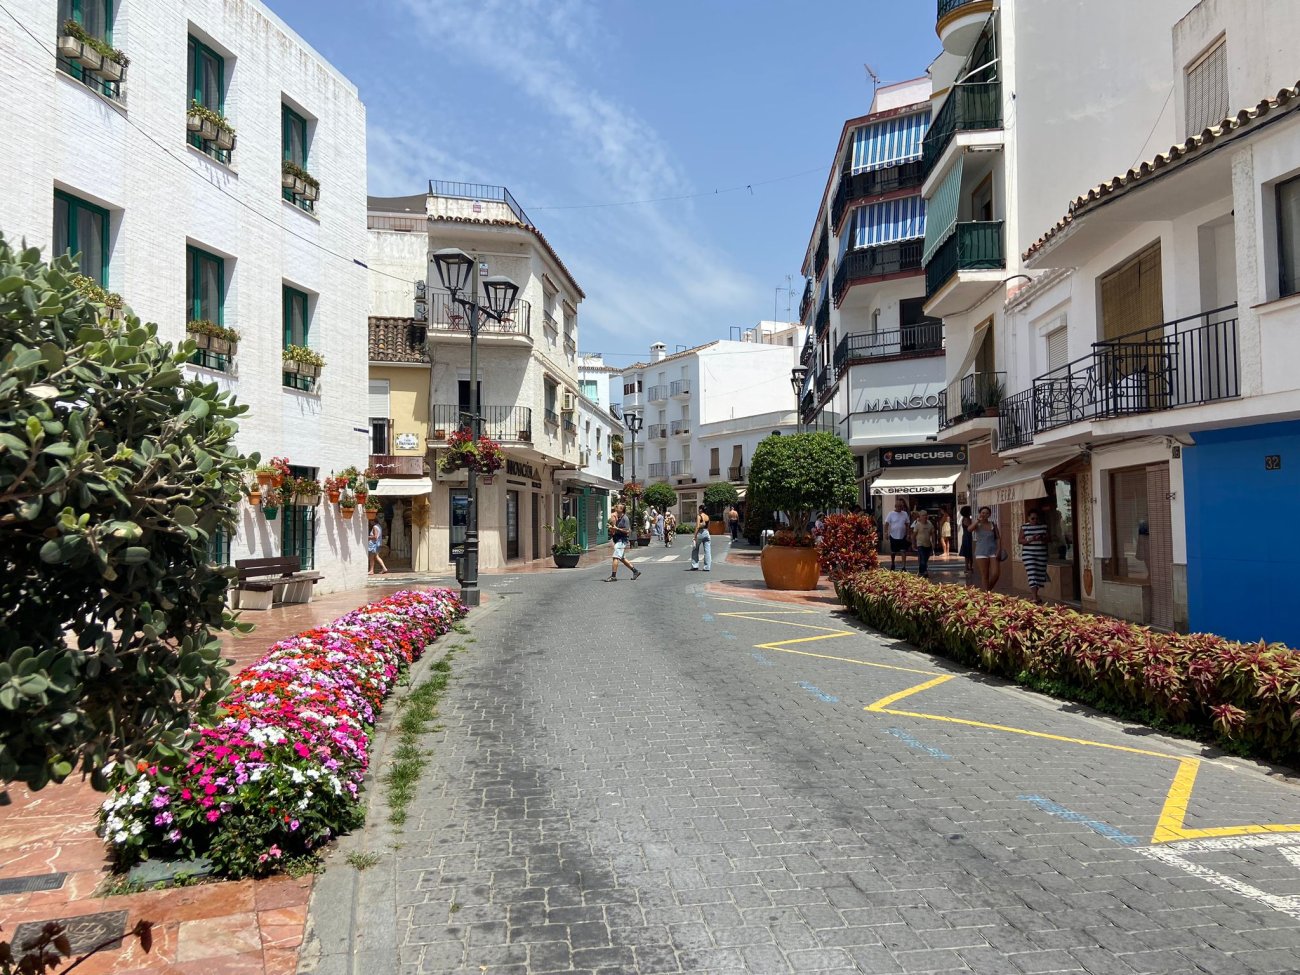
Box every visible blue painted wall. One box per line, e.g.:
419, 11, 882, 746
1183, 420, 1300, 644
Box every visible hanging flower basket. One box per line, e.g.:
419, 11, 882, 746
248, 488, 261, 506
327, 489, 341, 504
340, 505, 356, 520
437, 426, 505, 476
263, 505, 279, 521
255, 469, 274, 488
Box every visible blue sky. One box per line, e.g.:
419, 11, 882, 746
267, 0, 939, 364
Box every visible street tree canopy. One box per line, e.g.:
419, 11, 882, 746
642, 481, 677, 512
747, 432, 855, 541
0, 236, 248, 790
703, 482, 739, 509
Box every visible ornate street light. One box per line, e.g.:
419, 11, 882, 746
430, 248, 519, 607
790, 364, 808, 434
623, 410, 643, 535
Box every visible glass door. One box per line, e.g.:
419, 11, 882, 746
506, 490, 520, 560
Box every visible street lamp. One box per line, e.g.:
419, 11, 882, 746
623, 410, 643, 535
790, 364, 808, 434
431, 247, 519, 608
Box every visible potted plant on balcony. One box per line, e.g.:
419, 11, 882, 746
246, 477, 262, 507
550, 516, 583, 568
980, 377, 1005, 417
57, 22, 83, 62
69, 273, 125, 321
294, 475, 322, 506
187, 101, 235, 151
282, 160, 320, 203
749, 432, 855, 591
186, 319, 240, 356
253, 463, 277, 490
282, 344, 325, 380
268, 456, 292, 489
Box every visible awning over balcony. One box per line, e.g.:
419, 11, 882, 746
922, 155, 964, 266
841, 196, 926, 254
952, 318, 991, 380
849, 110, 931, 174
869, 467, 963, 496
371, 477, 434, 497
974, 452, 1079, 505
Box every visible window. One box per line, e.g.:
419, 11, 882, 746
1100, 243, 1163, 340
57, 0, 119, 96
1185, 38, 1228, 137
544, 379, 558, 424
1278, 175, 1300, 298
208, 524, 230, 566
187, 36, 228, 162
282, 466, 317, 570
580, 379, 598, 400
282, 285, 312, 390
1046, 325, 1069, 371
282, 104, 313, 211
370, 418, 390, 456
54, 190, 108, 285
1109, 468, 1149, 581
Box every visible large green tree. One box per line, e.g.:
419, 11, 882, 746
747, 432, 855, 542
0, 236, 248, 790
642, 481, 678, 512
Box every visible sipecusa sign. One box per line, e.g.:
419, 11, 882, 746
880, 445, 967, 467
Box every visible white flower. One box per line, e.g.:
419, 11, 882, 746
113, 830, 128, 843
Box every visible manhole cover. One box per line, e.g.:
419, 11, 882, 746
13, 910, 128, 954
0, 872, 66, 895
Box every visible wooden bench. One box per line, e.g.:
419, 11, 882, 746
234, 556, 323, 610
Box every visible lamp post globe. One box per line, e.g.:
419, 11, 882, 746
430, 247, 475, 295
790, 365, 808, 433
481, 275, 520, 319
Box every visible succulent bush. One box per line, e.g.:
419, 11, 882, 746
0, 234, 249, 791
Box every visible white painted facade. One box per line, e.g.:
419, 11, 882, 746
0, 0, 370, 592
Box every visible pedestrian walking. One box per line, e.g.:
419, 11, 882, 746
664, 511, 676, 546
938, 506, 952, 557
959, 504, 975, 575
972, 505, 1003, 591
690, 504, 712, 571
1019, 508, 1050, 603
727, 504, 740, 540
884, 497, 912, 571
368, 519, 388, 575
652, 509, 664, 544
911, 509, 937, 578
605, 502, 641, 582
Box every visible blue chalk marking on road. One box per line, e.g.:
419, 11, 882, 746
886, 727, 952, 760
722, 631, 738, 640
751, 652, 774, 666
1018, 795, 1141, 846
797, 680, 839, 704
702, 613, 715, 622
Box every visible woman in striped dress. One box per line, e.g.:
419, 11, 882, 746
1018, 509, 1050, 604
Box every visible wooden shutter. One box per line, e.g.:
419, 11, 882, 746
1101, 244, 1163, 341
1185, 40, 1228, 136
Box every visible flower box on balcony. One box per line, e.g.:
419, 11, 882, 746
213, 127, 235, 152
187, 320, 240, 358
282, 343, 325, 379
98, 57, 124, 83
57, 34, 81, 61
186, 110, 204, 133
76, 44, 103, 72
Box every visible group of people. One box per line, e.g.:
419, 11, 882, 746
607, 503, 718, 580
882, 499, 946, 578
644, 506, 679, 547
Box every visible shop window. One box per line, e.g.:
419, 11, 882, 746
1185, 38, 1228, 138
187, 36, 230, 164
1277, 174, 1300, 298
1108, 468, 1149, 581
186, 244, 229, 372
53, 190, 108, 285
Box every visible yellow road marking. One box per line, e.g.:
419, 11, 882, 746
713, 597, 1300, 845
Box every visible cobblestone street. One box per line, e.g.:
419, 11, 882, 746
304, 543, 1300, 974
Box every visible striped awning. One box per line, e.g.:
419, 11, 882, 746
922, 155, 965, 267
849, 110, 930, 174
841, 195, 926, 254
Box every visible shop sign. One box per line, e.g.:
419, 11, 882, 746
880, 446, 968, 467
395, 432, 420, 451
506, 459, 540, 480
860, 393, 941, 414
370, 454, 424, 476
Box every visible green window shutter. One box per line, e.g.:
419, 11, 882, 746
282, 285, 308, 347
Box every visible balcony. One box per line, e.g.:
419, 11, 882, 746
938, 371, 1005, 433
563, 416, 577, 435
833, 322, 944, 375
924, 221, 1005, 315
647, 384, 670, 403
831, 161, 926, 232
564, 333, 577, 357
57, 28, 127, 101
937, 0, 994, 53
671, 420, 690, 437
648, 462, 669, 479
799, 279, 814, 322
709, 466, 721, 477
998, 388, 1035, 451
814, 229, 830, 279
728, 464, 745, 482
542, 310, 558, 340
429, 405, 533, 443
814, 296, 830, 337
421, 293, 533, 342
671, 460, 693, 477
544, 408, 559, 427
922, 82, 1002, 177
800, 331, 814, 366
648, 423, 668, 440
670, 379, 691, 398
833, 240, 924, 304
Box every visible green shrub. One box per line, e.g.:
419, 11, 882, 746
747, 432, 855, 544
703, 482, 739, 513
642, 481, 677, 512
0, 234, 249, 790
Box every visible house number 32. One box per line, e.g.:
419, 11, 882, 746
1265, 454, 1282, 470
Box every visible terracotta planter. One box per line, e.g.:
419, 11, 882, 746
433, 429, 447, 440
327, 490, 341, 504
248, 490, 261, 506
271, 473, 285, 489
760, 544, 820, 591
256, 471, 273, 488
365, 509, 378, 521
340, 506, 356, 520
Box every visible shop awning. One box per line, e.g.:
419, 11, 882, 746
869, 467, 963, 496
370, 477, 433, 497
922, 155, 964, 266
554, 469, 621, 492
974, 452, 1079, 505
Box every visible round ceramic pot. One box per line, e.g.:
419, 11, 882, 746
760, 544, 820, 591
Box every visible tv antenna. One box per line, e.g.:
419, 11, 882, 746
864, 63, 881, 91
774, 275, 796, 321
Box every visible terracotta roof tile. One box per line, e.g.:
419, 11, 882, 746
1023, 81, 1300, 263
428, 215, 586, 301
369, 317, 428, 364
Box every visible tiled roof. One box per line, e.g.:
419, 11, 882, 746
622, 341, 721, 372
1023, 81, 1300, 263
428, 215, 586, 301
369, 317, 428, 364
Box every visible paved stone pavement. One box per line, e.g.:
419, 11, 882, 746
307, 539, 1300, 974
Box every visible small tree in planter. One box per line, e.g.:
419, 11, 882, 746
703, 481, 740, 530
748, 432, 855, 590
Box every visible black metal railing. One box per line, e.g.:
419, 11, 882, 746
563, 416, 577, 435
800, 331, 814, 366
799, 279, 814, 322
834, 322, 944, 373
938, 0, 984, 19
834, 239, 924, 303
998, 388, 1035, 450
709, 466, 721, 477
815, 296, 830, 337
814, 229, 830, 279
564, 335, 577, 356
925, 221, 1005, 297
544, 408, 559, 426
728, 465, 745, 481
922, 82, 1002, 176
431, 405, 533, 442
940, 370, 1006, 429
429, 180, 531, 226
423, 292, 532, 337
936, 389, 950, 432
1033, 306, 1240, 433
648, 423, 668, 439
831, 161, 926, 230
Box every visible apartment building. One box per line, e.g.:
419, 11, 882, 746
367, 183, 585, 572
798, 77, 953, 521
0, 0, 370, 592
620, 333, 798, 520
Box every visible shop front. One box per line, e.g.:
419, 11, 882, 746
432, 456, 554, 570
368, 471, 434, 572
556, 468, 619, 551
866, 444, 968, 553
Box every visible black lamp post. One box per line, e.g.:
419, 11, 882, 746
790, 364, 808, 434
431, 246, 519, 607
623, 410, 642, 537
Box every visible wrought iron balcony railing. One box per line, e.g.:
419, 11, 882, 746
938, 0, 985, 19
728, 465, 745, 482
922, 82, 1002, 176
832, 161, 926, 231
799, 278, 814, 322
814, 229, 830, 279
648, 462, 669, 479
647, 384, 670, 402
833, 239, 923, 304
671, 420, 690, 436
423, 293, 533, 337
998, 388, 1035, 451
940, 371, 1006, 430
671, 460, 692, 476
430, 405, 533, 443
925, 221, 1005, 297
670, 379, 691, 397
648, 423, 668, 439
834, 322, 943, 373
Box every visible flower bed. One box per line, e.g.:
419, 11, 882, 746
99, 588, 465, 877
838, 570, 1300, 765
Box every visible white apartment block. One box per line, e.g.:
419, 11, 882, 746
619, 334, 798, 520
367, 183, 586, 571
577, 353, 621, 411
566, 391, 619, 549
0, 0, 370, 592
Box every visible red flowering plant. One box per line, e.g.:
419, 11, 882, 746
268, 455, 292, 486
837, 570, 1300, 764
817, 513, 879, 584
98, 588, 466, 877
438, 426, 504, 475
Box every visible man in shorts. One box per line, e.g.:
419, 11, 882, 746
884, 497, 912, 571
606, 502, 641, 582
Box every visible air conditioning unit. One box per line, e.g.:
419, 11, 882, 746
562, 391, 576, 412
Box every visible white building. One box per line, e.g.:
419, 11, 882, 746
0, 0, 370, 592
564, 391, 620, 550
367, 183, 586, 571
619, 335, 798, 520
578, 353, 621, 411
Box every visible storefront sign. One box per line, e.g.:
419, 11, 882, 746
860, 393, 941, 413
506, 459, 539, 480
370, 454, 424, 476
880, 446, 968, 467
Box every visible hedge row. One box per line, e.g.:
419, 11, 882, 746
838, 570, 1300, 765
